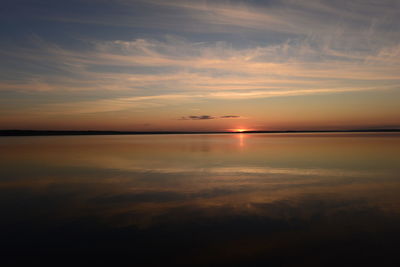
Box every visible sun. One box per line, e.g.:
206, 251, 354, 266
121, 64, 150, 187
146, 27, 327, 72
232, 128, 248, 133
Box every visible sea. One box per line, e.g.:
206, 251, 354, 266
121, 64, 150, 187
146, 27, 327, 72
1, 133, 400, 266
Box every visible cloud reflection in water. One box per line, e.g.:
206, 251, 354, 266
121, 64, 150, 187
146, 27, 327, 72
1, 133, 400, 265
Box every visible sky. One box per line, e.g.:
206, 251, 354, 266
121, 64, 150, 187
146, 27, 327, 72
0, 0, 399, 131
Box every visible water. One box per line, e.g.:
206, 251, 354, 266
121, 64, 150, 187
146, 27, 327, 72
1, 133, 400, 266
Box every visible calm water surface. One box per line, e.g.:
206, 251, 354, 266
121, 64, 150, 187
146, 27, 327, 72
1, 133, 400, 266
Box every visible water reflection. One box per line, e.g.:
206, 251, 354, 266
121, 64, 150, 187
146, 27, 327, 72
1, 133, 400, 265
237, 133, 245, 148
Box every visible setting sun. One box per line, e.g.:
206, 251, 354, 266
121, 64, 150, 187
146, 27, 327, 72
232, 128, 248, 133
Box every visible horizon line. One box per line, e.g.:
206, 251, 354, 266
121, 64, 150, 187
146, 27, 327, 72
1, 129, 400, 137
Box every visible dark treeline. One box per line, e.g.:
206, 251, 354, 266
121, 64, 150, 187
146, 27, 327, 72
1, 129, 399, 136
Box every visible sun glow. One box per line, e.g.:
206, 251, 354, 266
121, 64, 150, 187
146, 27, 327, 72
232, 128, 248, 133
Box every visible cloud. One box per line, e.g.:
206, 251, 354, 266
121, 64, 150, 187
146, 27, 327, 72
3, 36, 399, 94
1, 0, 399, 119
179, 115, 241, 121
2, 33, 399, 118
220, 115, 240, 119
180, 115, 215, 120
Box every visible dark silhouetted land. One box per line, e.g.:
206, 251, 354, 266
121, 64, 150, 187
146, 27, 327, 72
1, 129, 400, 136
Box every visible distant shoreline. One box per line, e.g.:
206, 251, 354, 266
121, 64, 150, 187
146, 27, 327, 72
1, 129, 400, 136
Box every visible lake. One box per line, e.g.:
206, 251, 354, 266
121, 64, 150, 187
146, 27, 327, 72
1, 133, 400, 266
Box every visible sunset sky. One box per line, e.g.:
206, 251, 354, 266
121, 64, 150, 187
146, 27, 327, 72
1, 0, 399, 131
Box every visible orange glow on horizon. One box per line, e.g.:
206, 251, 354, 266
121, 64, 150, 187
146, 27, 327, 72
231, 128, 250, 133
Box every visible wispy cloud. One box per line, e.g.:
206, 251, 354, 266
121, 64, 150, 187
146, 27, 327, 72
180, 115, 215, 120
220, 115, 240, 119
3, 35, 399, 93
180, 115, 240, 120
